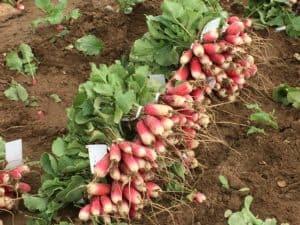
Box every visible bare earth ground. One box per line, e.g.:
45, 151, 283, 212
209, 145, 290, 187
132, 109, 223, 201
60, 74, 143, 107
0, 0, 299, 225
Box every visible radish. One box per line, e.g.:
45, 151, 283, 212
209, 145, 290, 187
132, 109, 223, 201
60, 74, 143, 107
228, 16, 240, 24
194, 192, 207, 203
203, 43, 221, 55
143, 115, 165, 136
0, 188, 5, 197
166, 82, 193, 96
146, 182, 161, 198
111, 181, 123, 204
246, 55, 255, 64
79, 204, 91, 221
191, 88, 205, 102
56, 25, 65, 32
159, 117, 174, 130
209, 53, 225, 65
136, 120, 156, 146
118, 141, 132, 154
94, 153, 110, 178
243, 18, 252, 28
131, 143, 147, 158
90, 197, 101, 216
109, 144, 121, 162
15, 182, 31, 193
110, 164, 121, 180
225, 35, 243, 45
122, 153, 139, 173
135, 157, 146, 170
232, 76, 245, 85
191, 42, 204, 57
129, 207, 142, 219
203, 29, 219, 42
173, 66, 189, 81
154, 139, 166, 154
123, 185, 142, 205
32, 78, 37, 86
0, 173, 10, 184
16, 3, 25, 10
120, 174, 130, 184
144, 103, 173, 117
9, 165, 30, 179
226, 21, 245, 35
180, 49, 193, 65
248, 64, 257, 75
37, 110, 45, 120
87, 183, 111, 196
118, 200, 130, 217
100, 195, 113, 214
240, 33, 252, 45
144, 148, 157, 162
162, 94, 186, 107
190, 58, 205, 80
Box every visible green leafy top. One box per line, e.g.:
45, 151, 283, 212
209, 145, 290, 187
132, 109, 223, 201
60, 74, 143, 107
247, 0, 300, 37
0, 137, 5, 165
116, 0, 144, 14
6, 43, 38, 81
226, 195, 289, 225
273, 84, 300, 109
129, 0, 226, 74
75, 35, 104, 56
33, 0, 81, 28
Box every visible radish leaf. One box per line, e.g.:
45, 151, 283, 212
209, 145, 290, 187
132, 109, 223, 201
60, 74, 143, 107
4, 80, 29, 103
219, 175, 230, 189
75, 35, 104, 56
247, 126, 265, 135
23, 194, 48, 212
50, 94, 62, 103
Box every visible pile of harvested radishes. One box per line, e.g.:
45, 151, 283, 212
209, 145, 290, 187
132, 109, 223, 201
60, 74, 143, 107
171, 16, 257, 102
0, 165, 31, 210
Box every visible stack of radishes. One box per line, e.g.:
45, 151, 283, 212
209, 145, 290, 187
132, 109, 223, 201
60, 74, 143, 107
171, 16, 257, 102
79, 140, 163, 223
0, 165, 31, 210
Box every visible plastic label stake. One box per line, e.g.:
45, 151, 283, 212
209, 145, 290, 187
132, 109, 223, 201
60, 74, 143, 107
5, 139, 23, 169
86, 144, 108, 173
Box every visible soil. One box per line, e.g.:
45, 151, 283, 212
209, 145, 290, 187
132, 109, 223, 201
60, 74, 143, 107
0, 0, 299, 225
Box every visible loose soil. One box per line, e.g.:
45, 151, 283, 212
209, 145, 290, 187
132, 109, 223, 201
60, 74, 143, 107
0, 0, 299, 225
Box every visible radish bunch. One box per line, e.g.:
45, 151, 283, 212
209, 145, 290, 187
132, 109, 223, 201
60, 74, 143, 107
79, 140, 162, 223
172, 16, 257, 102
0, 165, 31, 210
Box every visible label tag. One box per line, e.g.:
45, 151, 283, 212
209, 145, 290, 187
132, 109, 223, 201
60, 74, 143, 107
86, 144, 108, 173
201, 17, 228, 40
149, 74, 166, 85
5, 139, 23, 169
275, 26, 286, 32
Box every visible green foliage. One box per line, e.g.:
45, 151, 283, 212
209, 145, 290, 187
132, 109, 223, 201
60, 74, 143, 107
4, 80, 38, 106
0, 137, 5, 165
50, 94, 62, 103
33, 0, 81, 28
116, 0, 144, 14
273, 84, 300, 108
5, 43, 38, 81
129, 0, 226, 74
247, 0, 300, 37
75, 35, 104, 56
245, 103, 278, 133
247, 126, 265, 135
219, 175, 230, 189
226, 195, 289, 225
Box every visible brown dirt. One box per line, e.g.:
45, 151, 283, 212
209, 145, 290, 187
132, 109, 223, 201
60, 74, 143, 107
1, 0, 299, 225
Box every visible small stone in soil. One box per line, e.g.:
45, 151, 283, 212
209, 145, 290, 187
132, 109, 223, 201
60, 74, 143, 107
277, 180, 287, 188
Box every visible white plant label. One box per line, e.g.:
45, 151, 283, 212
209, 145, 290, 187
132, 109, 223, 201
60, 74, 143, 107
149, 74, 166, 85
201, 17, 228, 40
86, 144, 108, 173
5, 139, 23, 169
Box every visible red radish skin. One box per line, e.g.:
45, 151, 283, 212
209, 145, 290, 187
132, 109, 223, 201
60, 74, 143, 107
226, 21, 245, 35
94, 153, 110, 178
203, 43, 221, 55
225, 35, 243, 45
37, 110, 45, 120
90, 197, 101, 216
191, 42, 204, 57
190, 58, 205, 80
111, 181, 123, 204
136, 120, 156, 146
191, 88, 205, 102
100, 195, 113, 214
87, 183, 111, 196
118, 141, 132, 154
109, 144, 121, 162
162, 94, 186, 107
167, 82, 193, 96
123, 185, 142, 205
228, 16, 240, 24
144, 104, 173, 117
56, 25, 65, 32
194, 192, 207, 203
79, 204, 91, 221
131, 143, 147, 158
203, 29, 219, 43
209, 54, 225, 65
32, 78, 37, 86
16, 182, 31, 193
9, 165, 30, 179
16, 3, 25, 10
146, 182, 161, 198
173, 66, 189, 81
180, 49, 193, 65
144, 148, 157, 162
143, 115, 165, 136
129, 207, 142, 219
243, 18, 252, 28
154, 139, 166, 154
122, 153, 139, 173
